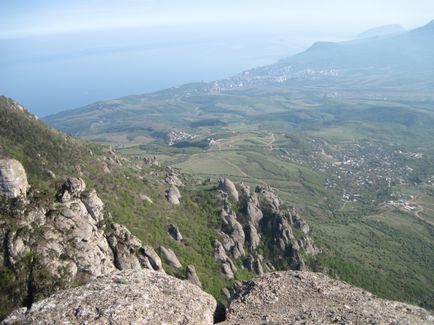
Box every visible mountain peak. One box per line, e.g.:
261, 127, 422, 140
357, 24, 405, 39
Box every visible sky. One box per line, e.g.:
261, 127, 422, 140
1, 0, 433, 115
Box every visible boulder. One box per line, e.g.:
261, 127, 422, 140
221, 262, 234, 279
107, 223, 155, 271
221, 287, 232, 301
244, 255, 264, 275
220, 213, 245, 258
139, 193, 153, 204
223, 271, 434, 324
143, 245, 164, 271
0, 159, 29, 198
4, 269, 217, 325
56, 177, 86, 202
212, 239, 237, 276
218, 178, 239, 201
245, 223, 260, 252
167, 186, 181, 205
246, 193, 263, 225
168, 223, 183, 241
159, 246, 182, 268
186, 265, 202, 288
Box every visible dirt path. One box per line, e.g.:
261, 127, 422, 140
221, 158, 249, 177
413, 204, 434, 227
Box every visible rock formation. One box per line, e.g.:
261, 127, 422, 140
212, 181, 318, 278
4, 269, 217, 325
0, 173, 164, 311
223, 271, 434, 324
0, 159, 29, 199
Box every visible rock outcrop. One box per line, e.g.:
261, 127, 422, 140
165, 167, 183, 186
255, 184, 280, 212
0, 159, 29, 199
223, 271, 434, 325
4, 269, 217, 325
143, 155, 160, 166
218, 178, 239, 201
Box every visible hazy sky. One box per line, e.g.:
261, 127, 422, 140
1, 0, 433, 39
1, 1, 433, 116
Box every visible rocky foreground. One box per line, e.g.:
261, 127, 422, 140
3, 269, 216, 325
3, 269, 433, 324
223, 271, 434, 325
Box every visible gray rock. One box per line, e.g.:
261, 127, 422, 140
2, 175, 165, 292
56, 177, 86, 202
221, 213, 245, 258
0, 159, 29, 198
159, 246, 182, 268
107, 223, 154, 271
4, 269, 217, 325
221, 262, 234, 279
223, 271, 434, 325
167, 185, 181, 204
212, 239, 237, 276
143, 155, 160, 166
186, 265, 202, 288
165, 171, 183, 186
298, 235, 321, 255
82, 189, 105, 222
255, 185, 280, 212
143, 245, 164, 271
291, 213, 310, 234
221, 287, 232, 300
264, 211, 305, 270
246, 199, 263, 225
218, 178, 239, 201
139, 193, 153, 204
245, 223, 260, 252
168, 223, 183, 241
45, 169, 56, 179
245, 255, 264, 275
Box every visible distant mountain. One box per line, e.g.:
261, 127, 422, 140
357, 24, 405, 39
262, 19, 434, 81
45, 20, 434, 138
